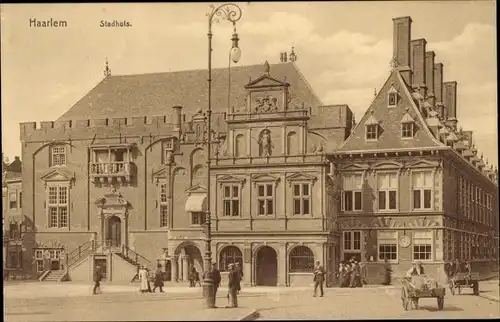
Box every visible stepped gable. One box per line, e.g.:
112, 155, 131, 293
337, 70, 443, 152
57, 62, 322, 122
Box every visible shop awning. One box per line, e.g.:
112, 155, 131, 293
185, 194, 207, 212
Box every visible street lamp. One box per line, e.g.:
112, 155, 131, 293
204, 3, 242, 309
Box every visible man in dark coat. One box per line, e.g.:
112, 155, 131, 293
211, 262, 221, 307
350, 261, 361, 288
382, 258, 392, 286
93, 266, 102, 295
153, 264, 165, 293
235, 262, 243, 294
226, 263, 240, 308
313, 260, 326, 297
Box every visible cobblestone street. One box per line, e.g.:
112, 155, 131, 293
4, 282, 499, 321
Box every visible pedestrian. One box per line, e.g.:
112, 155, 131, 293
189, 266, 196, 287
464, 260, 472, 286
382, 258, 392, 286
350, 261, 361, 288
92, 265, 102, 295
406, 262, 424, 277
147, 268, 153, 293
226, 263, 239, 308
139, 266, 149, 293
359, 260, 367, 286
337, 262, 346, 287
453, 258, 461, 276
153, 264, 165, 293
344, 261, 352, 287
313, 260, 326, 297
212, 262, 221, 307
235, 262, 243, 294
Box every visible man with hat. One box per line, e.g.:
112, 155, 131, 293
92, 265, 102, 295
211, 262, 221, 307
226, 263, 240, 307
153, 263, 165, 293
313, 260, 326, 297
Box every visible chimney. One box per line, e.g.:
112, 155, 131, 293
434, 63, 444, 118
410, 39, 427, 97
444, 81, 458, 129
425, 51, 435, 107
393, 16, 413, 85
171, 105, 183, 138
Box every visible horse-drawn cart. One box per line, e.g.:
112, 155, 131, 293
400, 276, 446, 310
449, 272, 480, 295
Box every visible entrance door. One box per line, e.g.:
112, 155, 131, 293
107, 216, 121, 247
256, 246, 278, 286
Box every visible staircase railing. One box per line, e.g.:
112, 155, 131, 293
66, 240, 94, 269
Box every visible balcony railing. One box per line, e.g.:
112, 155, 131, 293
90, 162, 131, 176
227, 109, 309, 122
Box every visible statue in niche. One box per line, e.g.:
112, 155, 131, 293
216, 136, 227, 157
195, 124, 202, 142
258, 129, 273, 157
166, 151, 174, 164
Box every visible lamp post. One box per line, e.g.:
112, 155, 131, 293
204, 3, 242, 308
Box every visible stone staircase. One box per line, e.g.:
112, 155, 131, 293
41, 270, 66, 282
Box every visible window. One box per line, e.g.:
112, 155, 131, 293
8, 192, 17, 209
293, 183, 310, 215
191, 212, 204, 225
257, 184, 274, 216
343, 231, 361, 252
401, 123, 414, 138
388, 93, 398, 107
342, 173, 362, 211
222, 185, 240, 216
159, 183, 168, 227
366, 124, 378, 140
377, 173, 398, 211
165, 138, 174, 150
413, 231, 433, 261
289, 246, 315, 273
51, 146, 66, 166
218, 246, 242, 272
412, 171, 433, 210
35, 250, 44, 272
47, 185, 69, 228
9, 223, 19, 239
378, 231, 398, 261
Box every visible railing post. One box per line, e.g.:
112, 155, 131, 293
121, 244, 124, 255
65, 253, 69, 274
91, 240, 95, 251
78, 246, 81, 258
135, 254, 138, 264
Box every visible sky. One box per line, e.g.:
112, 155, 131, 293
1, 1, 497, 166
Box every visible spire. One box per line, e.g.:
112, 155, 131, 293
289, 45, 297, 62
104, 58, 111, 77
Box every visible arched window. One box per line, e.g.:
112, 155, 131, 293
219, 246, 243, 271
287, 131, 298, 155
234, 134, 245, 158
289, 246, 315, 273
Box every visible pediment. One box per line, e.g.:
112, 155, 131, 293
406, 160, 439, 169
152, 168, 168, 179
371, 161, 404, 170
245, 75, 289, 89
95, 188, 129, 208
185, 184, 207, 194
286, 172, 317, 182
40, 168, 73, 182
251, 173, 280, 183
218, 175, 246, 185
340, 163, 369, 171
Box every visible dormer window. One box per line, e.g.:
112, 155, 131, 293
364, 111, 379, 141
401, 109, 415, 139
387, 84, 399, 108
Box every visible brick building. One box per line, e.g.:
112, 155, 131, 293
328, 16, 499, 284
19, 61, 353, 285
2, 155, 25, 276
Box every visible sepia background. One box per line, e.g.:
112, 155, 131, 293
1, 1, 497, 165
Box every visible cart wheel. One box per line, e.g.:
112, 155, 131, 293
473, 282, 479, 296
437, 296, 444, 310
401, 287, 409, 311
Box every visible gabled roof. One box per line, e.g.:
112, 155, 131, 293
337, 70, 443, 152
364, 112, 379, 126
401, 110, 415, 123
57, 62, 322, 121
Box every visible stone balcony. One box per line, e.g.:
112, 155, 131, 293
90, 161, 133, 184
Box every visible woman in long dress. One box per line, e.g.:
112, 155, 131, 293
139, 266, 149, 293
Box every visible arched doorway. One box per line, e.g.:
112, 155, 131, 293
173, 243, 203, 282
107, 216, 121, 247
256, 246, 278, 286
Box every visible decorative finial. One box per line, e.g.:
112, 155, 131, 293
289, 45, 297, 62
264, 60, 270, 75
405, 107, 409, 112
389, 56, 399, 73
370, 110, 374, 115
374, 88, 377, 98
104, 58, 111, 77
